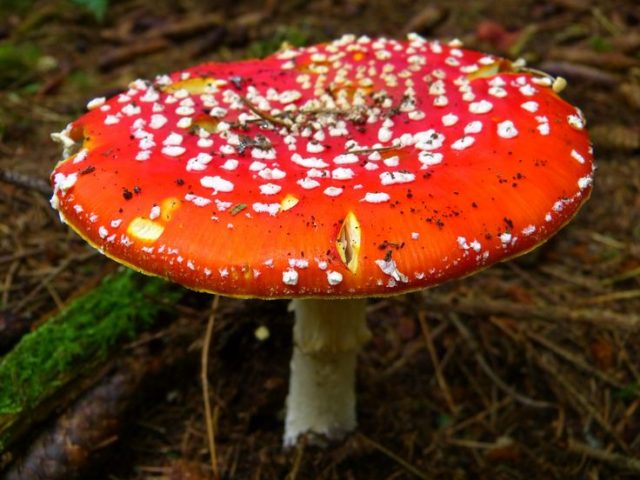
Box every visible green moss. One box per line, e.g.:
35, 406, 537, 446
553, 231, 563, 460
247, 26, 311, 59
0, 270, 181, 449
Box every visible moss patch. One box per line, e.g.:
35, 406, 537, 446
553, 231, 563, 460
0, 270, 181, 450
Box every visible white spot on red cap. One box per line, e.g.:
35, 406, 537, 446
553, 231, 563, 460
184, 193, 212, 207
324, 186, 343, 197
536, 116, 550, 136
252, 202, 280, 216
571, 149, 585, 164
53, 172, 78, 193
375, 258, 408, 283
260, 183, 282, 195
442, 113, 458, 126
73, 149, 89, 164
469, 100, 493, 114
451, 136, 475, 150
201, 176, 234, 192
162, 145, 186, 157
279, 90, 302, 104
521, 101, 539, 113
327, 270, 343, 285
122, 104, 141, 116
149, 205, 161, 220
163, 132, 183, 145
378, 126, 393, 142
297, 178, 320, 189
333, 153, 359, 165
87, 97, 106, 110
282, 268, 299, 285
499, 232, 512, 245
578, 175, 593, 189
414, 130, 445, 150
497, 120, 518, 139
150, 114, 168, 129
258, 168, 286, 180
519, 84, 536, 96
292, 153, 328, 169
361, 192, 390, 203
380, 171, 415, 185
332, 167, 354, 180
464, 121, 483, 134
567, 114, 585, 130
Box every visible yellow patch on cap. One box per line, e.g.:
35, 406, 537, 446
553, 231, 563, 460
336, 211, 361, 274
127, 217, 164, 242
161, 197, 181, 222
162, 77, 227, 95
280, 194, 299, 211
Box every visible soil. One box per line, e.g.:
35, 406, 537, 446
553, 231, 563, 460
1, 0, 639, 479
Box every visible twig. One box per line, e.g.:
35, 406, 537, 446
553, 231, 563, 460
505, 262, 562, 304
535, 352, 630, 452
421, 292, 640, 331
2, 260, 20, 307
237, 94, 292, 128
567, 439, 640, 473
600, 265, 640, 286
201, 295, 221, 480
445, 437, 499, 449
285, 436, 306, 480
12, 250, 97, 312
445, 396, 512, 436
0, 170, 52, 196
98, 37, 170, 71
0, 248, 46, 265
346, 145, 398, 155
449, 314, 554, 409
417, 312, 458, 414
357, 433, 433, 480
582, 289, 640, 304
538, 61, 619, 87
521, 328, 626, 390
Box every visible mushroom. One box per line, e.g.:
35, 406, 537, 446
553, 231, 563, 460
50, 34, 594, 446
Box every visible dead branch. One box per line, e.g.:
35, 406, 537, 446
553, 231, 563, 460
567, 439, 640, 474
421, 293, 640, 331
0, 170, 51, 196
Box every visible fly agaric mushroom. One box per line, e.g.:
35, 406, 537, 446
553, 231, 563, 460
50, 34, 594, 446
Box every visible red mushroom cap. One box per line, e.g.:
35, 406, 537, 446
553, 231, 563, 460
50, 34, 594, 298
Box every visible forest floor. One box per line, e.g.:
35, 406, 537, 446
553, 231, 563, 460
1, 0, 639, 479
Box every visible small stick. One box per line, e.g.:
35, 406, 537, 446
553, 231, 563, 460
285, 436, 306, 480
237, 94, 292, 128
582, 289, 640, 304
450, 314, 554, 409
98, 37, 169, 71
567, 439, 640, 473
346, 145, 399, 155
421, 293, 640, 331
535, 352, 630, 452
0, 169, 52, 196
357, 433, 433, 480
417, 312, 458, 414
201, 295, 221, 480
445, 396, 511, 436
521, 328, 625, 389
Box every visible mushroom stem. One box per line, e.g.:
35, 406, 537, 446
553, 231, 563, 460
284, 298, 370, 447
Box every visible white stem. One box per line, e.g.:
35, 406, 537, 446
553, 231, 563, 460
284, 298, 370, 447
